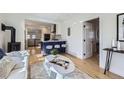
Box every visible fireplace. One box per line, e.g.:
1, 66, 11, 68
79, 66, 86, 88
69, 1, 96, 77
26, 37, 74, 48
8, 42, 21, 52
1, 24, 21, 52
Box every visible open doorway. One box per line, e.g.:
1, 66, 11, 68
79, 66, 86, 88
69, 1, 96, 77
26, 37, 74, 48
24, 20, 54, 55
83, 18, 99, 65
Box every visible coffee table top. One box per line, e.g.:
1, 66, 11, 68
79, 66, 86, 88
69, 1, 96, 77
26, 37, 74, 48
45, 55, 75, 75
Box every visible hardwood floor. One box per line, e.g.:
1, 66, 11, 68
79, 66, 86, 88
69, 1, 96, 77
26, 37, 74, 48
64, 54, 123, 79
28, 47, 123, 79
28, 47, 44, 64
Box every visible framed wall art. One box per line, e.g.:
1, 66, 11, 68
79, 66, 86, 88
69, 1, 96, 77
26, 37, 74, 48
117, 13, 124, 42
67, 27, 71, 36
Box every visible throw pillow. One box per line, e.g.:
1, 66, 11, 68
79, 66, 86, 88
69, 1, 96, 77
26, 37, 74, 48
0, 56, 16, 79
0, 48, 6, 59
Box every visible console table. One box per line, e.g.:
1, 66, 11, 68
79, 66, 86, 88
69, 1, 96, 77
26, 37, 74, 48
103, 48, 124, 74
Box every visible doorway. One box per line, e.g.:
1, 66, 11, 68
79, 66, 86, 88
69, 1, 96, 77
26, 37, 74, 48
26, 28, 42, 54
24, 20, 53, 55
83, 18, 99, 65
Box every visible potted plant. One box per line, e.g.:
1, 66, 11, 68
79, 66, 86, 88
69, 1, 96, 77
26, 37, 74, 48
50, 49, 59, 55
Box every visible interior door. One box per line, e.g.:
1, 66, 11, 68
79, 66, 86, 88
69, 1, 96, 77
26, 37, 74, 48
83, 22, 93, 59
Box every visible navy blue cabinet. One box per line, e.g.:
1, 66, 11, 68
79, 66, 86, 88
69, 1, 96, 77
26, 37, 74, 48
41, 41, 66, 55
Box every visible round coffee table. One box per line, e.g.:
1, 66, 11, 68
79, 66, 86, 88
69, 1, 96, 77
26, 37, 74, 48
44, 55, 75, 79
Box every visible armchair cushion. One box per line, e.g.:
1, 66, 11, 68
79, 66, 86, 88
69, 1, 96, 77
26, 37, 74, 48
0, 56, 16, 79
10, 57, 24, 69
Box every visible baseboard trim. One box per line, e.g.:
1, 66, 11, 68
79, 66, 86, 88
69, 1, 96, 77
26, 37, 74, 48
66, 52, 82, 60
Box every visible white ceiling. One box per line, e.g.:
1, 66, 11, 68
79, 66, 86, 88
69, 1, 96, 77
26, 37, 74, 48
29, 13, 79, 22
25, 13, 80, 29
25, 19, 53, 28
1, 13, 81, 23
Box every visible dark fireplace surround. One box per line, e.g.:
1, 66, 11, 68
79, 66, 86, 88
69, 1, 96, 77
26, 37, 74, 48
1, 24, 21, 52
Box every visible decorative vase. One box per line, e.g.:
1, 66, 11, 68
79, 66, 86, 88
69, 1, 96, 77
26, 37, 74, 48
111, 39, 117, 48
117, 41, 121, 50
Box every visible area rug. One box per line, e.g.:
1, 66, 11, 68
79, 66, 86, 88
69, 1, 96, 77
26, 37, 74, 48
30, 62, 92, 79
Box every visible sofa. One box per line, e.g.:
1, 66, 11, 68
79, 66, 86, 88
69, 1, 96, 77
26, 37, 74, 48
7, 52, 29, 79
0, 49, 29, 79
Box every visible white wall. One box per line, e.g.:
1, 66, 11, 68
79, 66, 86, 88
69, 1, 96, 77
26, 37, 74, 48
60, 13, 124, 77
0, 13, 60, 51
0, 15, 6, 51
61, 14, 99, 59
56, 23, 62, 34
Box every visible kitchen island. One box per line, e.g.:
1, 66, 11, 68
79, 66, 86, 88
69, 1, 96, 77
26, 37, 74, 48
41, 40, 66, 55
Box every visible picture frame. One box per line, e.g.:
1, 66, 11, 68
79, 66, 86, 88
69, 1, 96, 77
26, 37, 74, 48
117, 13, 124, 42
67, 27, 71, 36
